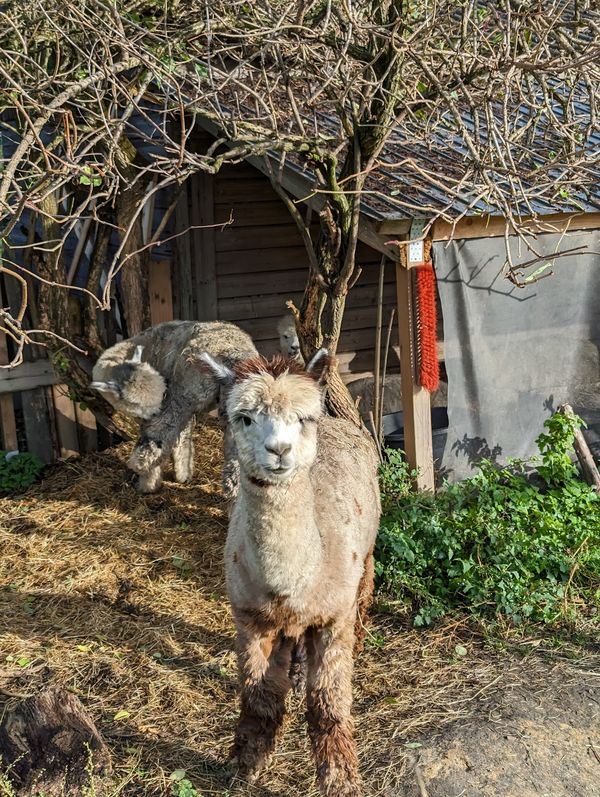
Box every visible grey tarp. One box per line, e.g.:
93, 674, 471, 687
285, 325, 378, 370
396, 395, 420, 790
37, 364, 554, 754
433, 231, 600, 482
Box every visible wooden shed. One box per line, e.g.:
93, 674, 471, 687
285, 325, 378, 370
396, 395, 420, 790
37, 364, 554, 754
2, 124, 599, 491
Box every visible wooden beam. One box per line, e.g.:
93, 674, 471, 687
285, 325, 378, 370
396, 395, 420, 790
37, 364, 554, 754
395, 259, 434, 491
75, 402, 97, 453
21, 387, 56, 464
148, 259, 174, 324
173, 187, 194, 320
0, 335, 18, 450
0, 360, 58, 394
378, 211, 600, 241
191, 171, 218, 320
52, 384, 80, 459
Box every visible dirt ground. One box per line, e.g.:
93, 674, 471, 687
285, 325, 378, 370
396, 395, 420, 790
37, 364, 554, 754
1, 420, 599, 797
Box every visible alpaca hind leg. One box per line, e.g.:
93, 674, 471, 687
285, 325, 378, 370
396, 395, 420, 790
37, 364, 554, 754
306, 622, 361, 797
172, 419, 195, 483
231, 626, 292, 782
353, 548, 375, 655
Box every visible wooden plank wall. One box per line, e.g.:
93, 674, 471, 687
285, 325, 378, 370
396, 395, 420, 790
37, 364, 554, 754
185, 159, 399, 382
0, 269, 97, 462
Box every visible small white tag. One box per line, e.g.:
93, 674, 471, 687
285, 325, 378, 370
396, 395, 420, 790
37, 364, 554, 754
408, 219, 427, 264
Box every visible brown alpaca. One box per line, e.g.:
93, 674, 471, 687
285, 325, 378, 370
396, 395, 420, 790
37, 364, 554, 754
200, 351, 381, 797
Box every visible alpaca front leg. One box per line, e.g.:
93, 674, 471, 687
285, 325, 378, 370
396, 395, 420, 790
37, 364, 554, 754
135, 464, 163, 494
232, 625, 292, 782
306, 622, 361, 797
172, 419, 195, 483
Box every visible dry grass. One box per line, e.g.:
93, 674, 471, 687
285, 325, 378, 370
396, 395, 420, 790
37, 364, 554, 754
1, 419, 596, 796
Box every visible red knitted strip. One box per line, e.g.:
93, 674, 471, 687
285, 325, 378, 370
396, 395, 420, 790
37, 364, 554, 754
415, 264, 440, 392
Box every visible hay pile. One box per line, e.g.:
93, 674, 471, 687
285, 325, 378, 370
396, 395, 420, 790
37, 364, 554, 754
1, 420, 597, 796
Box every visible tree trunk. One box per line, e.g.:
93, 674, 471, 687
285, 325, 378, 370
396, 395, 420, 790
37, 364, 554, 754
0, 687, 111, 796
114, 137, 149, 337
84, 212, 113, 358
296, 272, 361, 425
36, 192, 70, 343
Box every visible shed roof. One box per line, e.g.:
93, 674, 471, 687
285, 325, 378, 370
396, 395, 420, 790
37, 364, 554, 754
256, 98, 600, 224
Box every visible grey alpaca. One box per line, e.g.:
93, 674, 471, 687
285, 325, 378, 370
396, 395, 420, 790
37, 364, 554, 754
200, 350, 381, 797
92, 320, 258, 494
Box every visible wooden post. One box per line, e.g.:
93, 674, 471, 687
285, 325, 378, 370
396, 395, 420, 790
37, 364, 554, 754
559, 404, 600, 491
52, 384, 80, 459
395, 256, 434, 491
21, 387, 56, 464
173, 186, 194, 320
191, 171, 217, 321
0, 333, 18, 451
148, 259, 174, 324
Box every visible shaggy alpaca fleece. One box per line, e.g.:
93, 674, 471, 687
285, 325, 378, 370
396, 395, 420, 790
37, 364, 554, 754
92, 320, 257, 493
204, 353, 380, 797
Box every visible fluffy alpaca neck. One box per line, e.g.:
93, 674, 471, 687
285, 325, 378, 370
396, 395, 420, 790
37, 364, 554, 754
235, 467, 322, 599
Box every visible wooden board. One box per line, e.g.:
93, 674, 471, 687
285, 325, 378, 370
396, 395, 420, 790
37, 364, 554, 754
191, 171, 218, 320
214, 177, 281, 204
215, 223, 304, 253
21, 387, 56, 464
75, 402, 97, 453
396, 262, 434, 491
0, 360, 58, 394
0, 331, 18, 451
173, 187, 194, 320
214, 200, 295, 227
148, 259, 174, 324
52, 384, 79, 458
216, 246, 310, 275
378, 211, 600, 242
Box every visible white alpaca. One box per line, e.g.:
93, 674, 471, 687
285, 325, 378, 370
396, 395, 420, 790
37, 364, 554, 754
276, 313, 304, 363
200, 350, 380, 797
91, 320, 257, 494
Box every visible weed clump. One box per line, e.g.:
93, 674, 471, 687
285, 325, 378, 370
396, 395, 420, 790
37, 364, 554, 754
376, 412, 600, 626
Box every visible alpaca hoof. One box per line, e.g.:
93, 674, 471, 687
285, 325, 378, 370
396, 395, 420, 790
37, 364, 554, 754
227, 755, 269, 787
289, 658, 307, 695
228, 748, 274, 784
289, 637, 308, 695
134, 475, 162, 494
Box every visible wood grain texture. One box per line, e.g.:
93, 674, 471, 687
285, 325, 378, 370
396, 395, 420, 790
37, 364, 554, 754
396, 261, 434, 491
148, 259, 174, 324
52, 384, 79, 458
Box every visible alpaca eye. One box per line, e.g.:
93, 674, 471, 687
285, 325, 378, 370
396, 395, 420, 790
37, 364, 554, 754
241, 415, 252, 427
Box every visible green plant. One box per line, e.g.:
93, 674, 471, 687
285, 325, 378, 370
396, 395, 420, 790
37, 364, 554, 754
0, 451, 43, 493
169, 770, 203, 797
376, 413, 600, 627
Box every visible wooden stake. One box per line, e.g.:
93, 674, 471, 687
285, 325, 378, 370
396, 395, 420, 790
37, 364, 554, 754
396, 259, 434, 491
559, 404, 600, 491
373, 255, 385, 441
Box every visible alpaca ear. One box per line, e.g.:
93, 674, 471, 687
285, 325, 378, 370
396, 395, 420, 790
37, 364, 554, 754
191, 352, 235, 386
90, 380, 121, 398
128, 345, 144, 365
305, 348, 331, 384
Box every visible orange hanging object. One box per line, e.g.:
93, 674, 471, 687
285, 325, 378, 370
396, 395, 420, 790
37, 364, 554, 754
415, 263, 440, 392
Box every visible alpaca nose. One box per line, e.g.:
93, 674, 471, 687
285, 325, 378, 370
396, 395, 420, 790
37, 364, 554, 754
265, 440, 292, 457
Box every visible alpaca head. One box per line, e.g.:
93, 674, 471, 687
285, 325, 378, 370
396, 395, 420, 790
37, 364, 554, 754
91, 345, 166, 420
276, 314, 302, 361
198, 351, 330, 484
